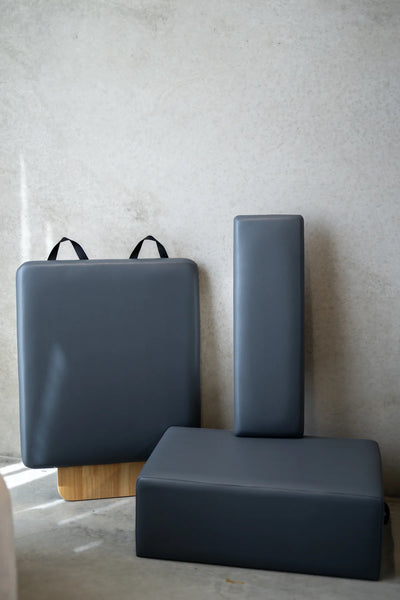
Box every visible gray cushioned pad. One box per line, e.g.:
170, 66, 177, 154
17, 259, 200, 468
234, 215, 304, 437
136, 427, 384, 580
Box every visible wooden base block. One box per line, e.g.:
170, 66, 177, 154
57, 462, 145, 501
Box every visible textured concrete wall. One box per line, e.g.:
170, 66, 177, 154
1, 1, 399, 494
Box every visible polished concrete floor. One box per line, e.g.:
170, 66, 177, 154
2, 457, 400, 600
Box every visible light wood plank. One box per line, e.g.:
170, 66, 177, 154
57, 462, 145, 501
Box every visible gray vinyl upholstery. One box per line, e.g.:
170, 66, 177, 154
136, 427, 384, 580
16, 259, 200, 468
234, 215, 304, 437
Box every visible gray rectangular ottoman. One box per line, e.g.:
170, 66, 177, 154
136, 427, 384, 580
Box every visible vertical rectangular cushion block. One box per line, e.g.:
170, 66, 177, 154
16, 258, 200, 468
234, 215, 304, 436
136, 427, 384, 580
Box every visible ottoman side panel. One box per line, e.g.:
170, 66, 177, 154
136, 477, 383, 580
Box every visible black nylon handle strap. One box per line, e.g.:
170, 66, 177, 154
384, 502, 390, 525
129, 235, 168, 259
47, 237, 89, 260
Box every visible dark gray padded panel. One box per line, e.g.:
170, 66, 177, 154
234, 215, 304, 437
136, 427, 384, 580
16, 259, 200, 468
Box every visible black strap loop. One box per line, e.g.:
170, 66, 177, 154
47, 237, 89, 261
384, 502, 390, 525
129, 235, 168, 259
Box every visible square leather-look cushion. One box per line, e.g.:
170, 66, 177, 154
136, 427, 384, 580
17, 259, 200, 468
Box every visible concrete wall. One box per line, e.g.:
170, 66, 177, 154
1, 0, 399, 494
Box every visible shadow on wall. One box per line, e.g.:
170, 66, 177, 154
304, 224, 353, 438
198, 266, 226, 429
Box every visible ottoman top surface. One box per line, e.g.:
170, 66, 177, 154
140, 427, 382, 499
